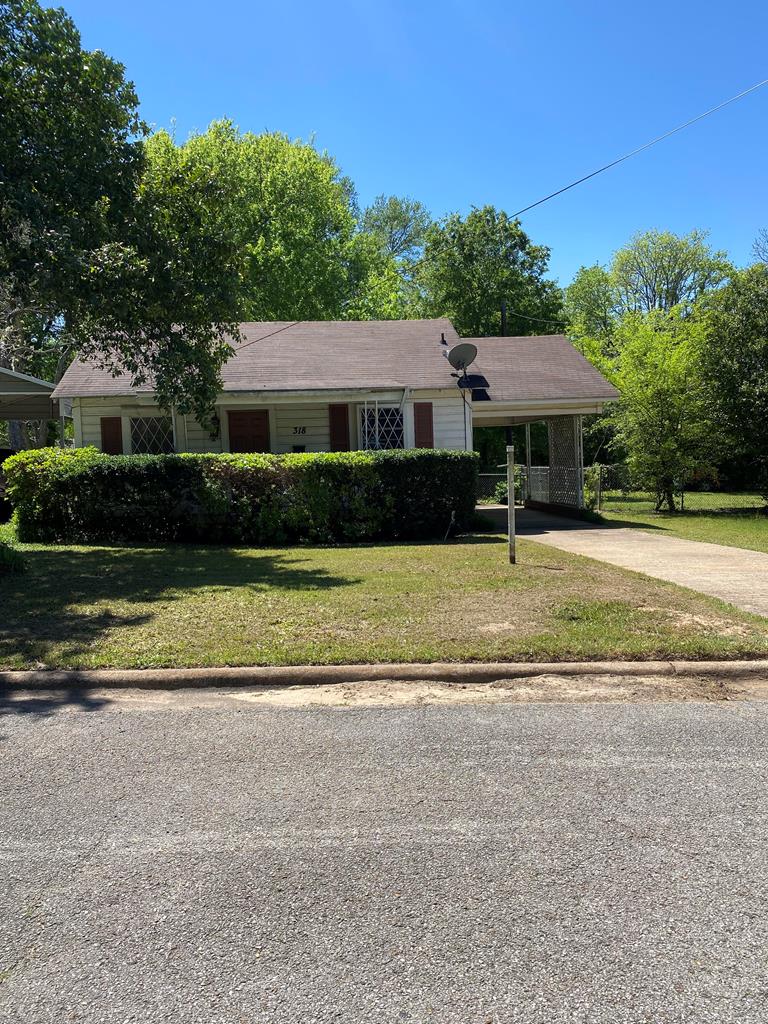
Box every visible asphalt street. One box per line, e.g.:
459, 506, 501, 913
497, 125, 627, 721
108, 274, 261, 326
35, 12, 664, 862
2, 690, 768, 1023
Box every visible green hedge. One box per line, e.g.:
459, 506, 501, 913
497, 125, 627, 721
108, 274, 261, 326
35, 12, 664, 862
0, 539, 26, 575
4, 447, 479, 545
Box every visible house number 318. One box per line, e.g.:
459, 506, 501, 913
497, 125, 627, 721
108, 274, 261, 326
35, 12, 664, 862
293, 426, 307, 434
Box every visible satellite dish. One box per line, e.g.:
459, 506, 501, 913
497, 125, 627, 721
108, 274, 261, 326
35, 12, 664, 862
447, 343, 477, 371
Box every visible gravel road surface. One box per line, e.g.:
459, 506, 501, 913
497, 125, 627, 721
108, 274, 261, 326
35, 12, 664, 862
2, 689, 767, 1023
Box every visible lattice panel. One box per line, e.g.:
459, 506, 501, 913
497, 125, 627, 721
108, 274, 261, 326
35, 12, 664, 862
547, 416, 581, 507
360, 406, 404, 450
130, 416, 175, 455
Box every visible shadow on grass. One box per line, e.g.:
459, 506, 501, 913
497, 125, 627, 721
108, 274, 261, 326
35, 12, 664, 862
0, 544, 360, 672
599, 509, 768, 531
595, 515, 669, 532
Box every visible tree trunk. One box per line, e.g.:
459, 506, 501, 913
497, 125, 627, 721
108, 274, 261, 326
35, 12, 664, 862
7, 420, 26, 450
655, 479, 677, 513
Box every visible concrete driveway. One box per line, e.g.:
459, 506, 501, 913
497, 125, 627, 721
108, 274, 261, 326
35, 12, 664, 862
3, 690, 768, 1023
517, 508, 768, 616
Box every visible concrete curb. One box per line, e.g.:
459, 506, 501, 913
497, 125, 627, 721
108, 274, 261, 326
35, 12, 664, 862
2, 660, 768, 690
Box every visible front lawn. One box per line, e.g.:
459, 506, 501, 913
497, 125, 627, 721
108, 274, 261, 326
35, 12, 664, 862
2, 530, 768, 669
598, 509, 768, 554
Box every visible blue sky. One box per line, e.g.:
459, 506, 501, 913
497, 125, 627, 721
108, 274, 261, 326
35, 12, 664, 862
66, 0, 768, 285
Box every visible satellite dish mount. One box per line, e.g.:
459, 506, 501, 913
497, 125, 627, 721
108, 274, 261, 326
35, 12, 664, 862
447, 342, 478, 386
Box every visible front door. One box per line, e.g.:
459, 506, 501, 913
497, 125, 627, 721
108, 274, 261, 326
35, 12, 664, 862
227, 410, 270, 453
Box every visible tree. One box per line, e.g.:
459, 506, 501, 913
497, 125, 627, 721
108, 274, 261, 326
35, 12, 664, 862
753, 229, 768, 264
0, 0, 144, 377
612, 229, 731, 314
361, 195, 431, 259
610, 310, 715, 511
564, 264, 618, 340
416, 206, 563, 337
700, 264, 768, 492
344, 233, 417, 320
0, 1, 241, 426
566, 230, 732, 346
143, 122, 360, 323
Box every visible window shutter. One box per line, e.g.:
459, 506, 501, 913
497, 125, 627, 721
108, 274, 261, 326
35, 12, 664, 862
329, 404, 350, 451
413, 402, 434, 448
100, 416, 123, 455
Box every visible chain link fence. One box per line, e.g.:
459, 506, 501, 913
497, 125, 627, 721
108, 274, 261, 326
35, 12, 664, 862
594, 464, 766, 515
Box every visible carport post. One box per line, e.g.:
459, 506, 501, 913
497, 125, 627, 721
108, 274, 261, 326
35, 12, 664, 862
507, 445, 516, 564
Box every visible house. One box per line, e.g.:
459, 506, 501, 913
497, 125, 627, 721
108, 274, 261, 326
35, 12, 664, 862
51, 319, 618, 508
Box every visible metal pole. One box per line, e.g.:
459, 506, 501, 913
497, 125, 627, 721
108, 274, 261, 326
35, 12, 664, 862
525, 423, 532, 502
507, 444, 516, 564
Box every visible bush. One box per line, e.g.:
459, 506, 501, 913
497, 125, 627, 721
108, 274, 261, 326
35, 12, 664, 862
3, 448, 479, 545
491, 467, 524, 505
0, 539, 25, 574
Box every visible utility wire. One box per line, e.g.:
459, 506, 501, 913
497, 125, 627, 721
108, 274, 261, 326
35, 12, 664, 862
235, 321, 300, 351
408, 79, 768, 332
510, 77, 768, 218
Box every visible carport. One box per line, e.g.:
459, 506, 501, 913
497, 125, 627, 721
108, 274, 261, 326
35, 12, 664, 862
0, 366, 68, 448
467, 335, 619, 512
0, 366, 59, 420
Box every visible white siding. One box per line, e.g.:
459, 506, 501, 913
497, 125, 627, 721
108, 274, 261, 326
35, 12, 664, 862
403, 389, 471, 451
78, 399, 128, 449
73, 389, 473, 454
272, 404, 330, 453
175, 413, 222, 454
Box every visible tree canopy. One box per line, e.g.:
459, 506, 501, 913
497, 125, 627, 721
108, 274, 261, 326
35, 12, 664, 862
0, 0, 241, 422
566, 229, 733, 346
0, 0, 144, 378
416, 206, 563, 337
700, 264, 768, 487
361, 195, 431, 259
609, 310, 715, 510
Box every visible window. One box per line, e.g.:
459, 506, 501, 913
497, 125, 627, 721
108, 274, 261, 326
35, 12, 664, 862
359, 405, 404, 450
130, 416, 174, 454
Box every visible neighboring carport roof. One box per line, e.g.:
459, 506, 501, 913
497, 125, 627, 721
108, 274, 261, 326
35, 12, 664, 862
0, 366, 57, 419
466, 335, 618, 404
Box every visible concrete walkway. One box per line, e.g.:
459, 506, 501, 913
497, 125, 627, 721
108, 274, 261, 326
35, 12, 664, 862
516, 509, 768, 617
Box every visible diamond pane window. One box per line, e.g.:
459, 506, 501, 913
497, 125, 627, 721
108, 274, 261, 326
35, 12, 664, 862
359, 406, 404, 450
130, 416, 175, 455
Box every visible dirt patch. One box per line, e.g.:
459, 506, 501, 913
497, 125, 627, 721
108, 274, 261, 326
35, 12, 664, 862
638, 606, 753, 637
55, 672, 768, 711
225, 674, 737, 707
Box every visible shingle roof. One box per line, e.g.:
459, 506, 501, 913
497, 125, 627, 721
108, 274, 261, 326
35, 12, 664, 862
52, 319, 461, 397
52, 321, 618, 406
466, 334, 618, 404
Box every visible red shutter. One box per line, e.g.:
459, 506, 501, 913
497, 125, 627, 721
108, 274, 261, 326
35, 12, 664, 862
227, 410, 270, 453
100, 417, 123, 455
413, 402, 434, 448
329, 404, 350, 451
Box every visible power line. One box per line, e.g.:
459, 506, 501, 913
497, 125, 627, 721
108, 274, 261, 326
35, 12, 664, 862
510, 77, 768, 218
503, 308, 568, 328
235, 321, 299, 351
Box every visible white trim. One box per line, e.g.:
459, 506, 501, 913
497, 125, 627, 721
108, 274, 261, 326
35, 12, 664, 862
472, 400, 613, 426
120, 416, 131, 454
73, 398, 83, 447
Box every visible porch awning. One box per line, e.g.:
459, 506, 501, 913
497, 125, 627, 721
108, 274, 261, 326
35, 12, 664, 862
0, 367, 57, 419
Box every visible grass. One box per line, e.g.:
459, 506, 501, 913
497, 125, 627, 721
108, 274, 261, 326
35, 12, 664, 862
1, 526, 768, 670
600, 491, 764, 515
598, 508, 768, 554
